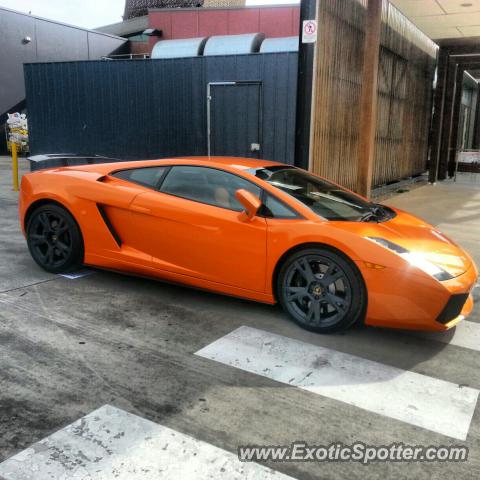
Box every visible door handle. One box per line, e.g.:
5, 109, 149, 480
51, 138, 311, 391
131, 205, 151, 214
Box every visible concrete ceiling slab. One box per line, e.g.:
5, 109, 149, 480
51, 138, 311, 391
391, 0, 480, 39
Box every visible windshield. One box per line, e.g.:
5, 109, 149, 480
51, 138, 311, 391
249, 166, 393, 222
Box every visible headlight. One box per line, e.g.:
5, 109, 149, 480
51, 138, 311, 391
366, 237, 454, 281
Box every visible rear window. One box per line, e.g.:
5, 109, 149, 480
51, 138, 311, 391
112, 166, 168, 188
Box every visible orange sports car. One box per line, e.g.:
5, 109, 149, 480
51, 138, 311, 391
19, 156, 477, 333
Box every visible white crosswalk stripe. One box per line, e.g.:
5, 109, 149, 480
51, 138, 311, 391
196, 326, 479, 441
0, 405, 295, 480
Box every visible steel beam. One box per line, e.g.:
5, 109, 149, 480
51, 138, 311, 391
294, 0, 317, 170
429, 49, 449, 183
357, 0, 382, 197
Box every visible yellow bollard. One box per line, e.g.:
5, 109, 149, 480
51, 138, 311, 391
11, 143, 19, 192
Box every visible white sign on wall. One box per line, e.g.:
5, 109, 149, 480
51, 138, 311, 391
302, 19, 317, 44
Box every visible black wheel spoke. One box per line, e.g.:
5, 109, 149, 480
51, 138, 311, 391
46, 246, 54, 265
306, 301, 321, 323
323, 270, 344, 286
55, 219, 68, 235
323, 261, 334, 278
286, 286, 310, 302
56, 241, 70, 255
38, 212, 51, 230
37, 249, 47, 262
28, 208, 78, 271
283, 253, 353, 329
295, 258, 315, 283
31, 234, 47, 246
324, 292, 347, 310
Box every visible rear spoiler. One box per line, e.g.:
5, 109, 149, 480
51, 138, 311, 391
28, 154, 122, 172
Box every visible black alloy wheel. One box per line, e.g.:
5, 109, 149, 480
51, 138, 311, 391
26, 204, 83, 273
277, 248, 366, 333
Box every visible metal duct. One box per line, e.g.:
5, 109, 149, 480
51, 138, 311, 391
151, 37, 208, 59
260, 36, 299, 53
203, 33, 265, 56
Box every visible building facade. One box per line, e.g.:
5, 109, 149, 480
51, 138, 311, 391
97, 5, 300, 56
0, 6, 127, 151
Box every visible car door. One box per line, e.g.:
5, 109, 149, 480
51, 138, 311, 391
94, 166, 170, 267
129, 165, 267, 293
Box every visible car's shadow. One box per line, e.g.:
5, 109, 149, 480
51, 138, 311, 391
82, 268, 466, 386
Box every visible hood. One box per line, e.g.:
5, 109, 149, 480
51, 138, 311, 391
366, 208, 472, 278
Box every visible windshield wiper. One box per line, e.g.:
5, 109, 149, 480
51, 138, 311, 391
358, 204, 388, 222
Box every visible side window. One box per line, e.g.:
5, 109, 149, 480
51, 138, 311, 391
112, 166, 168, 188
261, 193, 299, 218
160, 166, 261, 211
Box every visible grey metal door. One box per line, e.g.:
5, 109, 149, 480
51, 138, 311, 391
207, 81, 262, 158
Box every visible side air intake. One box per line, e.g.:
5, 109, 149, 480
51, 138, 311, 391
97, 204, 122, 247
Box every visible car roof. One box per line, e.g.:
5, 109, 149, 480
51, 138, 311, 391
176, 156, 284, 169
52, 156, 286, 175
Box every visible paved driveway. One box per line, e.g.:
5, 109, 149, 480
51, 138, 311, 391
0, 157, 479, 479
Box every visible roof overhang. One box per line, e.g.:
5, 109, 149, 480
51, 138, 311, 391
391, 0, 480, 41
95, 15, 149, 38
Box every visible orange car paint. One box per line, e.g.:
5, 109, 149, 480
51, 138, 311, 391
19, 157, 478, 331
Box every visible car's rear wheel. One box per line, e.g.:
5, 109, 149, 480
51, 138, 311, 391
277, 247, 366, 333
26, 204, 84, 273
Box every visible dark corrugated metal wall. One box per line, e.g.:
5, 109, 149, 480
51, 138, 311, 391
24, 52, 297, 164
209, 82, 262, 158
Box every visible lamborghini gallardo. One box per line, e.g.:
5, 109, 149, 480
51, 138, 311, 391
19, 156, 477, 333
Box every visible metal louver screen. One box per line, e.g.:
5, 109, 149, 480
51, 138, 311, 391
310, 0, 437, 191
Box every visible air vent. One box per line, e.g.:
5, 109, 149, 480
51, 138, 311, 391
97, 204, 122, 247
436, 294, 469, 324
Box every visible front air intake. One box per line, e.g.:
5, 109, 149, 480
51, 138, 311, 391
436, 294, 469, 324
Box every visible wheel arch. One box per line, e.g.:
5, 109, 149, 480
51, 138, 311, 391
25, 198, 74, 231
24, 198, 85, 259
271, 242, 367, 303
23, 198, 85, 263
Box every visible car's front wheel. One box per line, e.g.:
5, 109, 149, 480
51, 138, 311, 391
26, 203, 84, 273
277, 247, 366, 333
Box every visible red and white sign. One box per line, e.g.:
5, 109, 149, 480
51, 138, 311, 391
302, 19, 317, 44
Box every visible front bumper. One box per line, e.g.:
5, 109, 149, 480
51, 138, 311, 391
434, 264, 477, 330
362, 260, 478, 332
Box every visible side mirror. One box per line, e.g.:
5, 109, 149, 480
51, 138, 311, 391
235, 189, 262, 221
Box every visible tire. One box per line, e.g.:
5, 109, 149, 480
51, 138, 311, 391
26, 203, 84, 274
277, 247, 366, 333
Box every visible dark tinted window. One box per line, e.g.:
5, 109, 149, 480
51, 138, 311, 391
112, 166, 168, 188
160, 166, 261, 211
261, 193, 298, 218
250, 166, 375, 221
